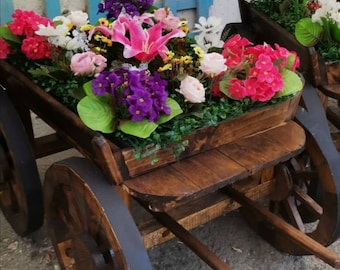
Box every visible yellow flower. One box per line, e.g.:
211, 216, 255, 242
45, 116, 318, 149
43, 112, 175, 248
163, 51, 175, 63
101, 36, 113, 46
98, 18, 109, 26
158, 63, 173, 72
194, 47, 204, 58
180, 55, 193, 64
179, 20, 189, 34
80, 24, 94, 31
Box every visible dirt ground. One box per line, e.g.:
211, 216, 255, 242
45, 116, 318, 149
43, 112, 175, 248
1, 97, 340, 270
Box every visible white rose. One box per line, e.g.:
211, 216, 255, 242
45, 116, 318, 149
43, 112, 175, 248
68, 11, 89, 27
179, 76, 205, 103
200, 52, 227, 76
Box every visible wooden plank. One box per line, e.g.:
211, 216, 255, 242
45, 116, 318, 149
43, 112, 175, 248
139, 178, 274, 249
227, 185, 340, 269
33, 133, 71, 158
218, 121, 305, 174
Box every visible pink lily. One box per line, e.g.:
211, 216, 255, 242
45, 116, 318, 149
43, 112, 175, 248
111, 17, 185, 63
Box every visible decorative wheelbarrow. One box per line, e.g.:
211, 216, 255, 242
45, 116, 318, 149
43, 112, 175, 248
1, 13, 340, 270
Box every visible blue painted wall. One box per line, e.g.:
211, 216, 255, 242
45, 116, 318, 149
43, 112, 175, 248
0, 0, 14, 25
1, 0, 213, 24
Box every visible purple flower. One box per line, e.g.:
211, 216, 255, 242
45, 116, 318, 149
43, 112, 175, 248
98, 0, 154, 20
127, 89, 153, 121
92, 67, 170, 122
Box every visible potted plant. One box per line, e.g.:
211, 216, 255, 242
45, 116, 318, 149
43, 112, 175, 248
247, 0, 340, 85
0, 0, 303, 175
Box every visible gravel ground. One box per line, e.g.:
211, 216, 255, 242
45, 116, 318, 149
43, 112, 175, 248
1, 98, 340, 270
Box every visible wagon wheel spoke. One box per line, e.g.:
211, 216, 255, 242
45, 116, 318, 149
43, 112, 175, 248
0, 91, 43, 236
268, 131, 340, 254
44, 157, 152, 270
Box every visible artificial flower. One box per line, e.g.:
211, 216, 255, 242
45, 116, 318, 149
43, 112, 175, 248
179, 75, 206, 103
199, 52, 227, 77
70, 51, 107, 76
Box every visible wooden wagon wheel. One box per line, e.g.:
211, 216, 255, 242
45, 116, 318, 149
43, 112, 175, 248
44, 157, 152, 270
265, 131, 340, 254
0, 90, 44, 236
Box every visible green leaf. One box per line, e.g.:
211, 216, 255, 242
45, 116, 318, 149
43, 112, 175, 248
284, 53, 298, 70
0, 26, 21, 44
156, 98, 183, 125
295, 18, 323, 47
330, 22, 340, 44
28, 64, 63, 79
119, 119, 158, 138
275, 69, 303, 98
77, 96, 115, 133
83, 80, 95, 96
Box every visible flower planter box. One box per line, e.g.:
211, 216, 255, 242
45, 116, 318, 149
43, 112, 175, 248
122, 94, 301, 177
238, 0, 340, 87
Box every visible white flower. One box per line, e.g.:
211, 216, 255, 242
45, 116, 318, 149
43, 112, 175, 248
192, 16, 223, 34
191, 16, 224, 52
53, 15, 72, 26
312, 0, 340, 25
194, 32, 224, 52
179, 75, 205, 103
199, 52, 227, 76
67, 10, 89, 27
36, 23, 69, 37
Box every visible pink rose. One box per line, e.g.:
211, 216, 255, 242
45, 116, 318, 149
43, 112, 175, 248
179, 75, 205, 103
70, 52, 107, 76
200, 52, 227, 76
153, 8, 180, 31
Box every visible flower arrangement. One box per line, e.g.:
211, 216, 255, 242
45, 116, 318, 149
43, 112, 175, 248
0, 0, 302, 158
250, 0, 340, 63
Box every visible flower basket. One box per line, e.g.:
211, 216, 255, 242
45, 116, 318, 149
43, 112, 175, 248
239, 0, 340, 87
121, 92, 301, 177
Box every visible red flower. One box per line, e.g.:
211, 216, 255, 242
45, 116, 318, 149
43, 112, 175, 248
21, 36, 51, 60
9, 10, 53, 37
227, 78, 248, 99
0, 38, 10, 59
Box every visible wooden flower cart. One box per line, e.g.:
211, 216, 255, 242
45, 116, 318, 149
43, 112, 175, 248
1, 15, 340, 269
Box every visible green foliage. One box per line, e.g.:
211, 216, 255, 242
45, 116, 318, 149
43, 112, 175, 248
275, 69, 303, 97
251, 0, 309, 33
0, 25, 21, 45
6, 56, 81, 111
295, 18, 323, 46
77, 95, 115, 133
